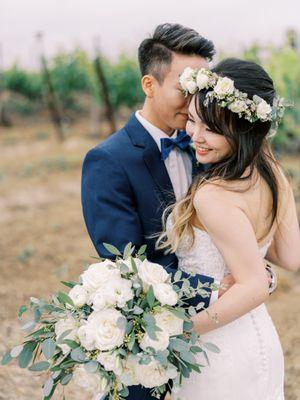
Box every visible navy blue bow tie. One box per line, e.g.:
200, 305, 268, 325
160, 131, 192, 161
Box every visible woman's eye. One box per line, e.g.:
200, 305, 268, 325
187, 117, 195, 123
206, 128, 214, 132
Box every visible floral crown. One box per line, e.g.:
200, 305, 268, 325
179, 67, 290, 135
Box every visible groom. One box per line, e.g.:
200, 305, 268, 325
81, 23, 275, 399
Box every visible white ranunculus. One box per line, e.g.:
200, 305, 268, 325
214, 77, 234, 98
140, 329, 170, 352
137, 260, 169, 291
256, 99, 272, 121
80, 260, 121, 293
77, 322, 97, 351
154, 308, 184, 336
88, 309, 126, 351
97, 351, 122, 374
196, 69, 209, 90
73, 365, 109, 396
117, 354, 140, 386
54, 316, 78, 354
135, 358, 170, 388
228, 99, 247, 114
69, 284, 89, 307
153, 283, 178, 306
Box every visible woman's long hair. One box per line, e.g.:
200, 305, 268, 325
156, 58, 283, 253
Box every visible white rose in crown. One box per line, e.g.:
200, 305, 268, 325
135, 358, 170, 388
256, 98, 272, 121
90, 277, 134, 311
68, 284, 89, 307
214, 76, 235, 98
228, 99, 247, 114
87, 309, 126, 351
97, 351, 122, 375
54, 316, 78, 354
154, 308, 184, 336
73, 365, 109, 395
137, 260, 169, 291
80, 260, 121, 293
179, 67, 197, 94
140, 329, 170, 352
153, 283, 178, 306
118, 354, 140, 386
196, 69, 210, 90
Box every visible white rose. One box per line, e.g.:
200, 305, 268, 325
135, 358, 169, 388
91, 277, 134, 311
88, 309, 126, 351
97, 351, 122, 374
153, 283, 178, 306
73, 365, 109, 396
256, 99, 272, 121
69, 284, 89, 307
80, 260, 121, 293
140, 329, 170, 352
77, 322, 97, 351
196, 69, 209, 90
214, 77, 234, 98
185, 80, 198, 94
179, 67, 195, 91
54, 316, 78, 354
138, 260, 169, 291
228, 99, 247, 114
117, 354, 140, 386
154, 308, 183, 336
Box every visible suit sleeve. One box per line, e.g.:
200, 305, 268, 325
81, 146, 143, 259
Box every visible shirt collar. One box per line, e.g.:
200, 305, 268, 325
135, 110, 177, 152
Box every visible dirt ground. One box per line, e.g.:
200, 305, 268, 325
0, 119, 299, 400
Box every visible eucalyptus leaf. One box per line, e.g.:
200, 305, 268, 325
60, 373, 73, 385
60, 281, 77, 289
56, 329, 73, 344
146, 286, 155, 308
70, 347, 86, 362
103, 243, 122, 256
10, 345, 24, 358
84, 360, 99, 373
42, 338, 56, 360
18, 342, 36, 368
203, 342, 220, 353
29, 361, 50, 371
18, 305, 27, 318
21, 321, 36, 332
43, 377, 54, 397
117, 316, 127, 330
123, 242, 133, 259
137, 244, 147, 255
57, 292, 74, 307
180, 350, 196, 365
1, 351, 12, 365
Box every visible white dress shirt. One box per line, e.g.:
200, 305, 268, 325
135, 111, 219, 305
135, 110, 192, 201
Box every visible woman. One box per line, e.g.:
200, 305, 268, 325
157, 58, 300, 399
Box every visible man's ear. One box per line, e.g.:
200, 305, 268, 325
141, 74, 156, 98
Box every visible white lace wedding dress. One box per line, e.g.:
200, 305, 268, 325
170, 223, 285, 400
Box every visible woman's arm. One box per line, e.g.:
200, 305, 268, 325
266, 183, 300, 272
191, 186, 269, 335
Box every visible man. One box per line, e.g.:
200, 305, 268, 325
81, 23, 276, 399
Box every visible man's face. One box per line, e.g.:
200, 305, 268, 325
151, 53, 208, 131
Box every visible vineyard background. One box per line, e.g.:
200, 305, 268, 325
0, 29, 299, 400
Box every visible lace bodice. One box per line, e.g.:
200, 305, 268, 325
167, 217, 272, 281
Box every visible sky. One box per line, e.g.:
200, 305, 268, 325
0, 0, 299, 69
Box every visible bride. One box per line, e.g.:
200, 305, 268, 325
157, 58, 300, 400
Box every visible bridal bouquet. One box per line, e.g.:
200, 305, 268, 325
1, 243, 219, 399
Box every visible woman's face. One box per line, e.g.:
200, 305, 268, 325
186, 97, 232, 164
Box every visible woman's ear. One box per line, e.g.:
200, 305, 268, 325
141, 75, 155, 98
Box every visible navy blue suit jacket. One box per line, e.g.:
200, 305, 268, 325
81, 113, 215, 399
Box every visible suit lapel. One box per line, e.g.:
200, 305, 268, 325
125, 113, 176, 207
